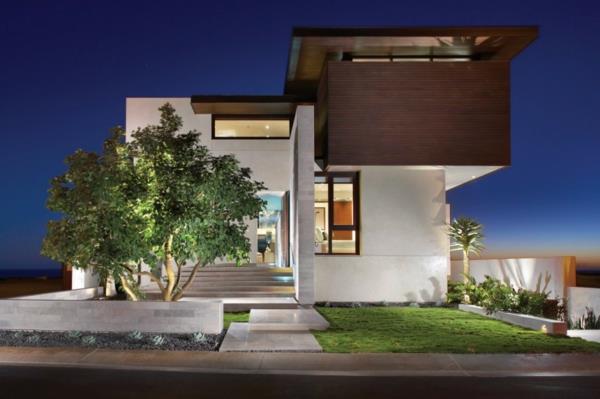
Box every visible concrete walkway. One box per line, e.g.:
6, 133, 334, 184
219, 308, 328, 352
568, 330, 600, 343
3, 347, 600, 376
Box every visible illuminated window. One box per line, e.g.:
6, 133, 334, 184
213, 117, 290, 139
351, 57, 470, 62
314, 172, 359, 255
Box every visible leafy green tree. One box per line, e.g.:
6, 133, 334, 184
128, 103, 266, 301
41, 128, 149, 299
448, 217, 485, 282
42, 104, 265, 301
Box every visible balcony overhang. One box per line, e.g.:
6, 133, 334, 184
285, 26, 538, 96
191, 95, 311, 115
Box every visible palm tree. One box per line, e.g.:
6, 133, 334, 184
448, 217, 485, 281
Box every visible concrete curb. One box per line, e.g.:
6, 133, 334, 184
2, 347, 600, 377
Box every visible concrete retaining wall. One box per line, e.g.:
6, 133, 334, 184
0, 299, 223, 334
14, 288, 102, 300
459, 304, 567, 335
568, 287, 600, 325
450, 257, 577, 298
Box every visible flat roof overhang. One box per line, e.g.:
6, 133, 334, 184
285, 26, 539, 95
191, 95, 312, 115
324, 164, 506, 191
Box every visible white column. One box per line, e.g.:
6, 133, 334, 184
290, 105, 315, 304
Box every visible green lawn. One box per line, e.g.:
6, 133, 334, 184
224, 312, 249, 329
313, 307, 600, 353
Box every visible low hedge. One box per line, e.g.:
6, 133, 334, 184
448, 275, 562, 318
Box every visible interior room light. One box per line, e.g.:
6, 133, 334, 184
265, 125, 270, 130
471, 175, 476, 179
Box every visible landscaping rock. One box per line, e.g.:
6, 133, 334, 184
0, 329, 225, 351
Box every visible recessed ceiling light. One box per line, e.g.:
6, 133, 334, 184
471, 175, 476, 179
265, 125, 270, 130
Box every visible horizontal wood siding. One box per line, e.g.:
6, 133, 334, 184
325, 61, 510, 166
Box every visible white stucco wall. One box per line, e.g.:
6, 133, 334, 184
71, 267, 99, 290
450, 257, 577, 298
125, 98, 291, 191
315, 167, 448, 303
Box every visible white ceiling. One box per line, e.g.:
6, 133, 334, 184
320, 164, 505, 191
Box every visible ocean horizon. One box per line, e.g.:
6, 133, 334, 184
0, 267, 62, 279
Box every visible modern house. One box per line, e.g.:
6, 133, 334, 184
122, 27, 538, 306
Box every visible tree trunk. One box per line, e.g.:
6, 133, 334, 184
163, 235, 176, 301
462, 250, 470, 282
120, 275, 139, 301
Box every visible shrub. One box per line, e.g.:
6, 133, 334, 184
572, 307, 600, 330
151, 335, 166, 346
448, 274, 549, 317
81, 335, 96, 346
192, 332, 206, 343
128, 330, 144, 341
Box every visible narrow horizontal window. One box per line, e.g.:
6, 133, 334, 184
213, 118, 290, 139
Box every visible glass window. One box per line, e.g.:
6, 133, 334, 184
332, 230, 356, 254
257, 193, 286, 265
214, 118, 289, 139
314, 182, 329, 254
314, 173, 359, 255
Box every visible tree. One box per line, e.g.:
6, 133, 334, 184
41, 128, 150, 298
128, 103, 266, 301
42, 103, 265, 302
448, 217, 485, 281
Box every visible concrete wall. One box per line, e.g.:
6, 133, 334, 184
459, 304, 567, 335
289, 106, 315, 304
0, 299, 223, 334
450, 257, 577, 298
71, 267, 99, 290
568, 287, 600, 324
14, 288, 102, 300
315, 167, 448, 303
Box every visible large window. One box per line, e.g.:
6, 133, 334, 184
213, 116, 290, 139
256, 193, 288, 266
314, 172, 359, 255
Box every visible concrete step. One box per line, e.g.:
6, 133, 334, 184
188, 275, 293, 281
185, 281, 293, 288
144, 290, 295, 298
219, 322, 322, 352
182, 266, 292, 273
186, 285, 294, 292
180, 297, 299, 312
248, 308, 330, 331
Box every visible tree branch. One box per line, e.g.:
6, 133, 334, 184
119, 275, 139, 301
123, 264, 166, 293
172, 260, 203, 301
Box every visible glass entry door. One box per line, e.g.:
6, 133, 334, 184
257, 193, 288, 266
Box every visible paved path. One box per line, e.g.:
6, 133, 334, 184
3, 347, 600, 377
569, 330, 600, 343
220, 308, 329, 352
2, 365, 600, 399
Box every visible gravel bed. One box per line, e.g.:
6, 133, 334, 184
0, 329, 225, 351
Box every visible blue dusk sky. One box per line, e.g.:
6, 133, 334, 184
0, 0, 599, 272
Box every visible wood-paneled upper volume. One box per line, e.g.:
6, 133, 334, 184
318, 61, 510, 167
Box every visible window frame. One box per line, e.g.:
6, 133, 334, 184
314, 171, 360, 255
212, 114, 292, 140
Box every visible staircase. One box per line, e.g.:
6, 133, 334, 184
142, 264, 297, 310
